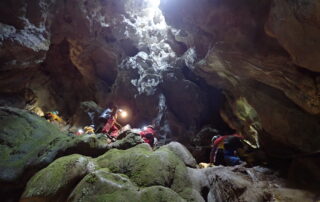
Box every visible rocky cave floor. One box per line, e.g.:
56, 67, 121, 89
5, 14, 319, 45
1, 0, 320, 201
0, 106, 319, 202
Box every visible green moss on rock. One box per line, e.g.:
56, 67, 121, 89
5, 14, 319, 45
68, 168, 139, 202
22, 154, 97, 201
0, 107, 67, 182
140, 186, 186, 202
96, 144, 191, 198
21, 143, 198, 202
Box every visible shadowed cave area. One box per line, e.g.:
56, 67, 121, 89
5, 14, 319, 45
0, 0, 320, 201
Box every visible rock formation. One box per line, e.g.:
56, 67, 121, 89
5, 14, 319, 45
1, 0, 320, 200
0, 107, 143, 201
19, 143, 316, 202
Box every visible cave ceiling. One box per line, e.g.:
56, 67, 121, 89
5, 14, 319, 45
0, 0, 320, 156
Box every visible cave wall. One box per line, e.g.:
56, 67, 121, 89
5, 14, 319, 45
1, 0, 320, 158
0, 0, 222, 144
160, 0, 320, 156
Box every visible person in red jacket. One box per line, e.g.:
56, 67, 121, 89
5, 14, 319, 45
139, 125, 156, 147
102, 109, 121, 140
209, 133, 243, 165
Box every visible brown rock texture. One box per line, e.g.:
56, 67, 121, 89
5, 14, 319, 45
160, 0, 320, 156
266, 0, 320, 72
0, 0, 320, 175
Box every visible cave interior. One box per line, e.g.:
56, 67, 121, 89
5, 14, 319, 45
0, 0, 320, 201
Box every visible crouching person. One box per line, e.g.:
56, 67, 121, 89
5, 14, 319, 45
210, 133, 244, 166
139, 125, 156, 147
223, 135, 244, 166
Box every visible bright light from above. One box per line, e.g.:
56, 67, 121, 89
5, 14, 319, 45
145, 0, 160, 8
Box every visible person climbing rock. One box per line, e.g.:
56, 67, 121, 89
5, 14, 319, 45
139, 125, 156, 147
96, 104, 117, 133
210, 133, 244, 166
223, 134, 244, 166
44, 111, 64, 123
101, 108, 122, 140
209, 135, 224, 165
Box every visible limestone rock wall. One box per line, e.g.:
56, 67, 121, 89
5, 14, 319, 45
0, 0, 223, 146
1, 0, 320, 160
160, 0, 320, 156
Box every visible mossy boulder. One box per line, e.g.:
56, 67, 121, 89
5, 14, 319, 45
0, 107, 144, 201
96, 143, 199, 201
68, 169, 140, 202
22, 154, 98, 201
96, 144, 190, 189
68, 170, 187, 202
140, 186, 186, 202
21, 143, 203, 201
163, 141, 197, 168
0, 107, 68, 184
108, 132, 144, 149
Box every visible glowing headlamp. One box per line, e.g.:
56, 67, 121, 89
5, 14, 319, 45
77, 129, 84, 135
118, 109, 128, 119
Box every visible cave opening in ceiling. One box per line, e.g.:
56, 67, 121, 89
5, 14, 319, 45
2, 0, 320, 201
113, 0, 235, 151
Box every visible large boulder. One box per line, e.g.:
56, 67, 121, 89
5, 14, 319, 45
163, 141, 197, 168
22, 154, 98, 202
188, 165, 316, 202
0, 107, 143, 201
0, 107, 67, 185
21, 143, 204, 202
20, 141, 318, 202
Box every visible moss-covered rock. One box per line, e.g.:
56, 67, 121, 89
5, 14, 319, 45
0, 107, 144, 201
21, 143, 202, 201
96, 144, 190, 190
108, 132, 144, 150
140, 186, 186, 202
163, 141, 197, 168
68, 169, 188, 202
21, 154, 98, 201
68, 169, 140, 202
0, 107, 67, 183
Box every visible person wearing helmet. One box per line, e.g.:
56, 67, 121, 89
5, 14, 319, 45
84, 125, 95, 135
102, 110, 121, 140
209, 133, 244, 166
44, 111, 63, 123
96, 104, 117, 133
209, 135, 223, 165
139, 125, 156, 147
223, 134, 244, 166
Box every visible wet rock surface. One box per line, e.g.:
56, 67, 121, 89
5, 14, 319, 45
21, 143, 202, 202
20, 143, 318, 202
0, 107, 318, 201
0, 0, 318, 162
200, 166, 316, 202
160, 0, 320, 157
1, 0, 320, 200
0, 107, 143, 201
0, 0, 228, 147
